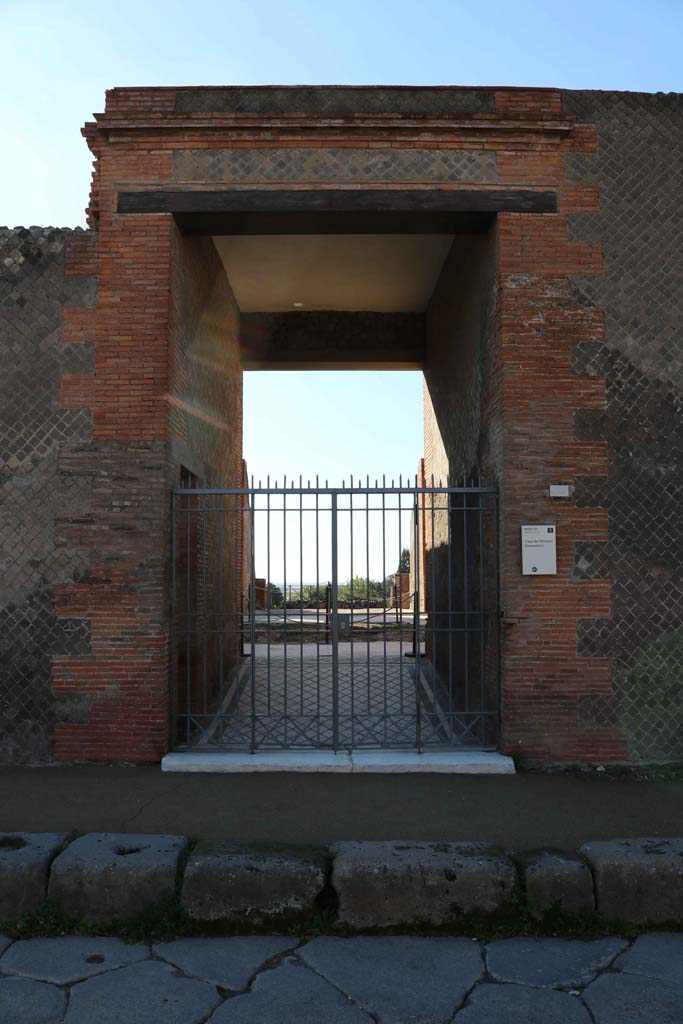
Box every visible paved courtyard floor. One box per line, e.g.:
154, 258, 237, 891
1, 931, 681, 1023
210, 649, 462, 749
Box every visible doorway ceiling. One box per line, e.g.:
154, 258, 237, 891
213, 234, 454, 313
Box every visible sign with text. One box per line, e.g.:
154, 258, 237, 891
521, 525, 557, 575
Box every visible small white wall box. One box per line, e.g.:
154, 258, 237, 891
548, 483, 572, 498
521, 525, 557, 575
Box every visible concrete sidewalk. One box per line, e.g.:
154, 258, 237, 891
1, 931, 682, 1023
1, 767, 682, 847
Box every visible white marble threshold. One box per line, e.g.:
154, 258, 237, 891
161, 750, 515, 774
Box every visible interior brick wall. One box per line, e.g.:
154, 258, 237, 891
168, 233, 243, 485
421, 230, 501, 744
423, 230, 500, 484
168, 233, 244, 742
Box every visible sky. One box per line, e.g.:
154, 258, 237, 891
2, 0, 681, 526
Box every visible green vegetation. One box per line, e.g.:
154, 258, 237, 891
267, 582, 283, 608
278, 578, 399, 609
397, 548, 410, 573
2, 895, 676, 945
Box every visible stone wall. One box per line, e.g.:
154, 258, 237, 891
0, 228, 95, 764
563, 91, 683, 763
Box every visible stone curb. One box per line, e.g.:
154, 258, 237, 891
181, 842, 327, 923
2, 833, 683, 927
48, 833, 186, 923
331, 841, 517, 928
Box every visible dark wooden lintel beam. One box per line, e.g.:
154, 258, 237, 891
117, 187, 556, 223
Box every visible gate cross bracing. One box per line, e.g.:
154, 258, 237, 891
171, 479, 500, 752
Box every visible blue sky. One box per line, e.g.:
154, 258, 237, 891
2, 0, 681, 490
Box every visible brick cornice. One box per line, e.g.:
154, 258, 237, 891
91, 113, 575, 140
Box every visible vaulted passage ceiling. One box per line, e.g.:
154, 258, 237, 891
214, 234, 454, 313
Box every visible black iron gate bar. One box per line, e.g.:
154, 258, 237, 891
170, 479, 500, 753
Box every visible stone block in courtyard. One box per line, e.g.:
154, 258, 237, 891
0, 833, 68, 920
331, 840, 517, 927
48, 833, 185, 922
181, 842, 326, 922
579, 837, 683, 924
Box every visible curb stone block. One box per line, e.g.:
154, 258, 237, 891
48, 833, 185, 923
579, 837, 683, 924
520, 850, 595, 917
0, 833, 68, 921
181, 843, 326, 922
331, 841, 517, 928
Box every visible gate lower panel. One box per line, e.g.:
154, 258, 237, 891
171, 482, 500, 751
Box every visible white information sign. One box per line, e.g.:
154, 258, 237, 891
521, 525, 557, 575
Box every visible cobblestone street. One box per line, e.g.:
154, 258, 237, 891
1, 931, 682, 1023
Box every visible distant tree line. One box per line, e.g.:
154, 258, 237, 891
266, 549, 410, 609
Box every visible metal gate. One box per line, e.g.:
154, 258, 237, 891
171, 478, 500, 752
